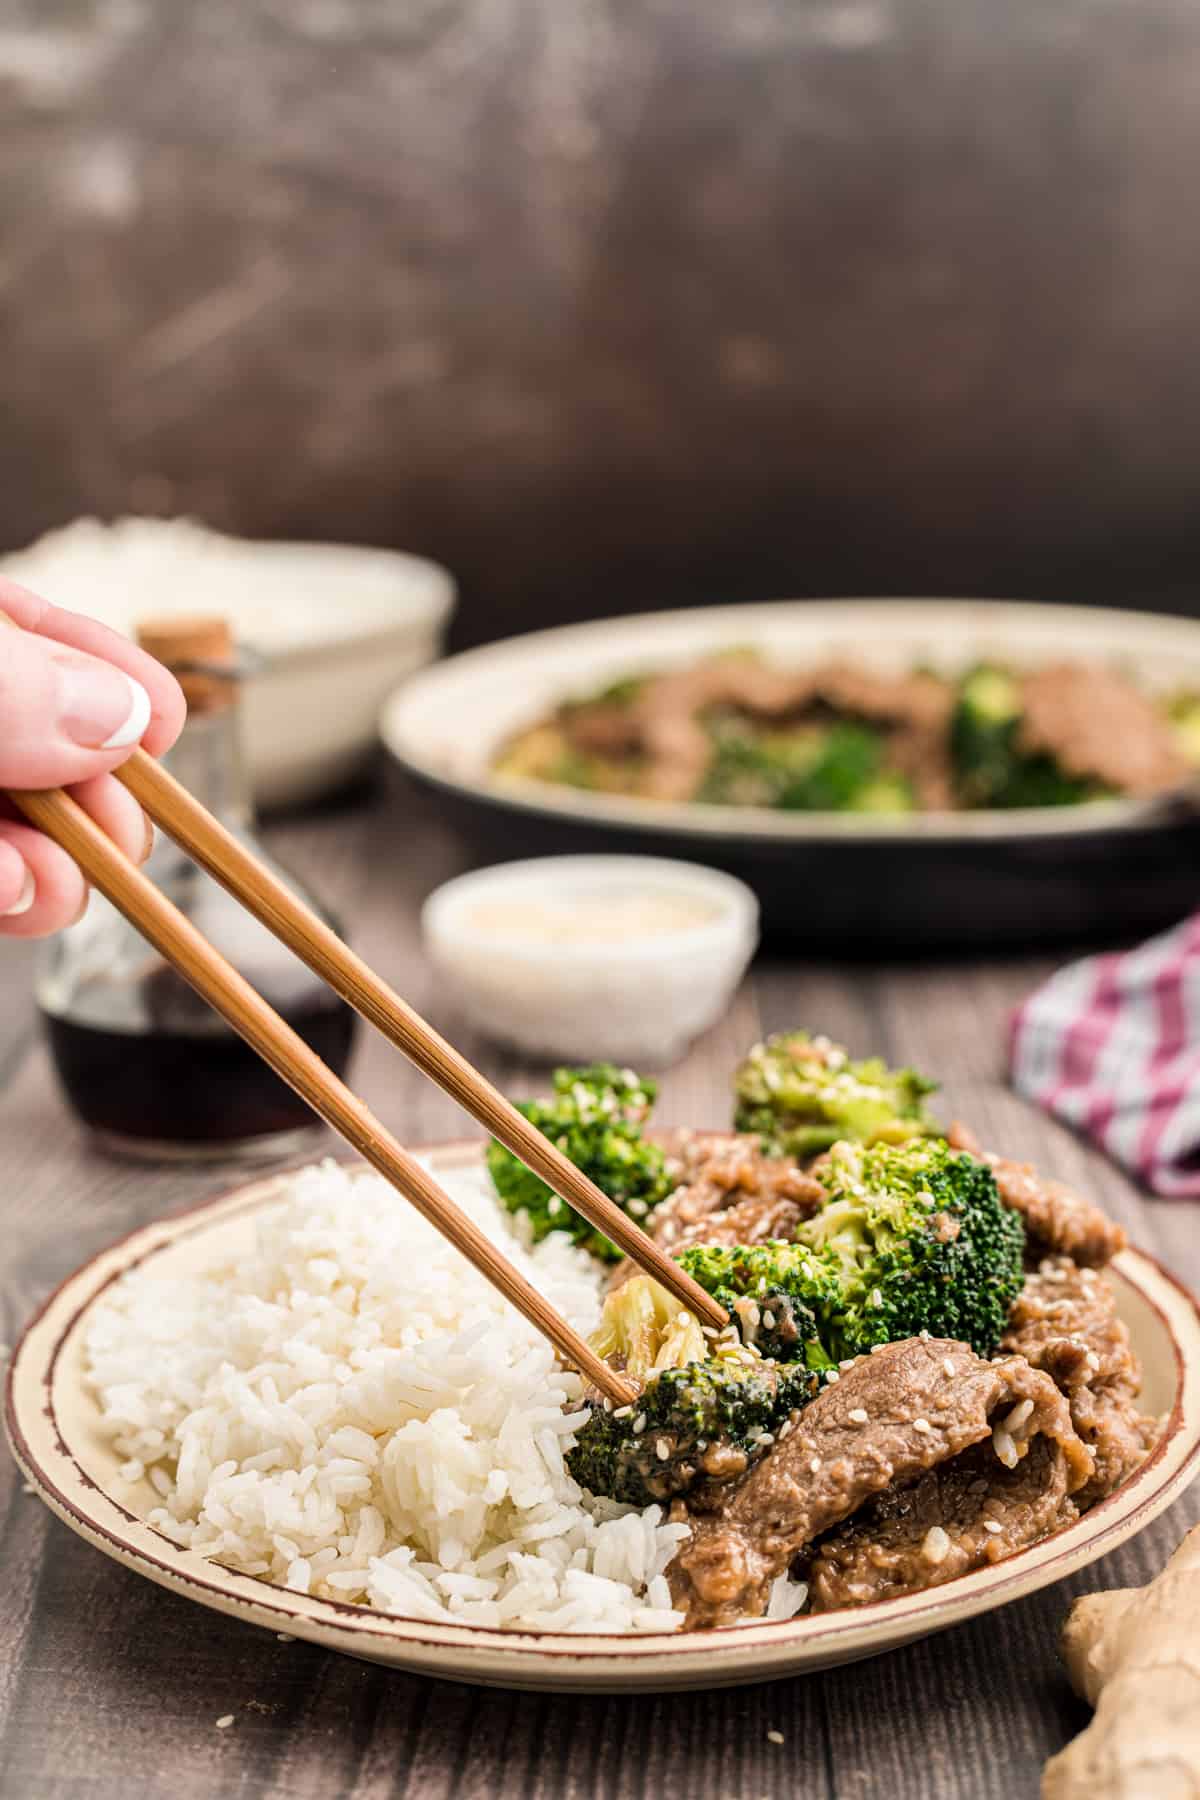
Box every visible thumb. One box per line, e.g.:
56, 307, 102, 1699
0, 629, 152, 791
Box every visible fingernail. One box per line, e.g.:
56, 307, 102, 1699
141, 813, 156, 863
57, 665, 152, 751
0, 866, 35, 918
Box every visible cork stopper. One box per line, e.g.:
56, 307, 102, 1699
136, 615, 237, 713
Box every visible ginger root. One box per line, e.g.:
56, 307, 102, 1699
1043, 1521, 1200, 1798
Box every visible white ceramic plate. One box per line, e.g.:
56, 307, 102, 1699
7, 1144, 1200, 1694
381, 597, 1200, 842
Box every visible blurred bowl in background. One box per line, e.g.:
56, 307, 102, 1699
1, 518, 455, 808
384, 598, 1200, 949
421, 855, 759, 1066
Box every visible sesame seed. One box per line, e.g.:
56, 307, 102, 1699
942, 1358, 956, 1378
913, 1418, 932, 1435
839, 1359, 856, 1371
809, 1457, 821, 1474
984, 1520, 1002, 1535
824, 1370, 840, 1384
1085, 1352, 1101, 1373
548, 1197, 562, 1217
767, 1729, 785, 1745
676, 1313, 691, 1328
215, 1715, 235, 1730
613, 1406, 632, 1420
763, 1312, 776, 1331
276, 1633, 295, 1642
655, 1438, 671, 1461
922, 1526, 950, 1566
633, 1413, 647, 1434
869, 1289, 884, 1309
602, 1397, 613, 1413
848, 1408, 869, 1425
870, 1344, 886, 1355
918, 1328, 931, 1341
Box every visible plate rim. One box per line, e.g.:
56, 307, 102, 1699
7, 1142, 1200, 1686
382, 597, 1200, 845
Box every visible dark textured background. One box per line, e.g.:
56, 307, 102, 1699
3, 0, 1200, 649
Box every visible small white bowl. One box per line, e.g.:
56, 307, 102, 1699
421, 855, 759, 1067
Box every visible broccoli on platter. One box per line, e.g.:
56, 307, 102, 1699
679, 1139, 1026, 1361
697, 721, 913, 813
486, 1065, 674, 1262
951, 665, 1102, 809
733, 1030, 939, 1160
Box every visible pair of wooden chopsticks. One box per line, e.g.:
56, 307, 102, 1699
3, 638, 727, 1406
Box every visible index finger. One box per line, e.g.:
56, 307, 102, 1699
0, 576, 186, 759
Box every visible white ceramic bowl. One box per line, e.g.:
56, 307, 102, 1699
1, 517, 456, 807
421, 856, 760, 1066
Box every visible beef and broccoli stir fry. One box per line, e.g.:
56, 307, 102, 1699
493, 653, 1200, 813
490, 1036, 1159, 1629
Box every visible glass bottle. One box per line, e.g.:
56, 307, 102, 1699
36, 616, 357, 1160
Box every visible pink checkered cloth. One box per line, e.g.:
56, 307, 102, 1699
1009, 913, 1200, 1198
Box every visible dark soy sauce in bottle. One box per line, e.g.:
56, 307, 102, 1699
37, 616, 357, 1161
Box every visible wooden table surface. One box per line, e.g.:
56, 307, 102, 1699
1, 779, 1197, 1800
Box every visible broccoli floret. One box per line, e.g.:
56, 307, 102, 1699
697, 722, 895, 812
696, 727, 821, 808
678, 1140, 1025, 1362
951, 665, 1101, 809
570, 1272, 824, 1503
487, 1065, 673, 1262
733, 1030, 939, 1160
673, 1244, 836, 1369
567, 1354, 819, 1506
801, 1138, 1025, 1357
775, 723, 887, 811
588, 1274, 709, 1378
847, 771, 915, 814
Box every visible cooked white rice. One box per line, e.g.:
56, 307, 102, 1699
84, 1159, 718, 1633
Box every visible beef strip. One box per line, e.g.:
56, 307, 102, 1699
564, 702, 643, 758
947, 1121, 1126, 1267
804, 1434, 1078, 1611
609, 1131, 825, 1291
1017, 665, 1185, 796
1001, 1255, 1160, 1507
667, 1337, 1091, 1628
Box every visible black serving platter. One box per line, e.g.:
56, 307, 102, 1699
381, 599, 1200, 951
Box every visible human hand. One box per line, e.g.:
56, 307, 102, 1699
0, 578, 186, 937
